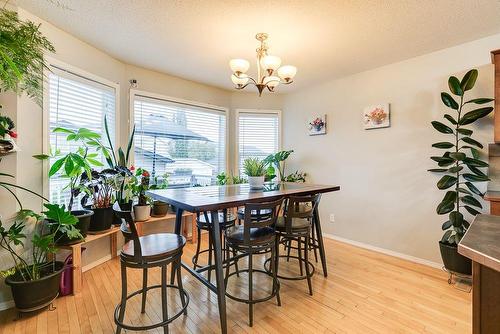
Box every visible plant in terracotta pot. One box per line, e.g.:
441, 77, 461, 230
133, 168, 151, 221
429, 69, 494, 276
243, 157, 266, 190
150, 172, 169, 216
34, 127, 111, 242
80, 168, 118, 232
1, 204, 80, 312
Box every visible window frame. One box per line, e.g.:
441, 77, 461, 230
129, 89, 229, 182
42, 56, 121, 199
234, 109, 282, 175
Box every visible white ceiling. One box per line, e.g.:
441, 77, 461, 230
16, 0, 500, 92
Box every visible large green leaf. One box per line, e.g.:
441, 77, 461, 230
432, 142, 454, 149
48, 157, 66, 177
461, 195, 482, 208
442, 220, 452, 230
457, 128, 473, 136
443, 114, 457, 125
448, 76, 463, 96
442, 230, 453, 243
459, 107, 494, 125
431, 156, 455, 167
437, 175, 457, 189
460, 69, 478, 91
431, 121, 453, 134
465, 98, 494, 105
461, 136, 483, 149
428, 168, 448, 173
465, 182, 483, 196
449, 152, 466, 161
449, 211, 464, 227
448, 166, 463, 173
469, 166, 487, 177
457, 187, 472, 195
463, 157, 488, 168
64, 155, 74, 176
464, 205, 481, 216
463, 173, 489, 182
441, 93, 459, 110
436, 191, 457, 214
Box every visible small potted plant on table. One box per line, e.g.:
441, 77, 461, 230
429, 69, 494, 276
243, 157, 266, 190
133, 168, 151, 221
150, 172, 170, 216
1, 204, 81, 312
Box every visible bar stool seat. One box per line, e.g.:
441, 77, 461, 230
122, 233, 186, 261
275, 216, 310, 230
197, 212, 236, 227
237, 207, 272, 220
225, 226, 275, 245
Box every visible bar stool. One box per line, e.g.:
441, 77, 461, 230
269, 194, 321, 295
236, 207, 273, 224
192, 210, 239, 281
224, 199, 283, 327
113, 203, 189, 334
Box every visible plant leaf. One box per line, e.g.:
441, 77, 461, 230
469, 165, 487, 177
449, 211, 464, 227
431, 121, 453, 134
437, 175, 457, 189
464, 205, 481, 216
443, 114, 457, 125
33, 154, 50, 160
463, 173, 489, 182
428, 168, 448, 172
465, 98, 494, 105
442, 221, 452, 230
461, 195, 482, 209
448, 166, 463, 173
436, 191, 457, 214
448, 76, 463, 96
457, 128, 473, 136
431, 156, 455, 167
442, 230, 453, 242
460, 69, 478, 91
459, 107, 494, 125
461, 136, 483, 149
449, 152, 466, 161
432, 142, 454, 149
441, 93, 459, 110
48, 157, 66, 177
465, 182, 483, 196
463, 157, 488, 168
458, 187, 472, 195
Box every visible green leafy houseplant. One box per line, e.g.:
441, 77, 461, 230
263, 150, 307, 182
0, 8, 55, 105
429, 69, 493, 273
243, 157, 266, 177
216, 171, 247, 185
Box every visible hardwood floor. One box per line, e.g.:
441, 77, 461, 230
0, 237, 471, 333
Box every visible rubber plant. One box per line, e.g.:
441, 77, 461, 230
429, 69, 494, 245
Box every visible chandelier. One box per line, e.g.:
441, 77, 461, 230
229, 33, 297, 96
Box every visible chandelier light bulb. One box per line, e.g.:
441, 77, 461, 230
277, 65, 297, 82
229, 59, 250, 74
260, 55, 282, 74
231, 74, 249, 87
264, 76, 280, 90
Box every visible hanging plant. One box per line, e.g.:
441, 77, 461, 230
0, 8, 55, 105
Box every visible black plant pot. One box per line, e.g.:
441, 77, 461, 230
439, 241, 472, 275
152, 201, 169, 217
88, 207, 114, 233
5, 261, 64, 312
55, 209, 93, 245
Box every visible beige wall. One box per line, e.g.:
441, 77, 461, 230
282, 33, 500, 264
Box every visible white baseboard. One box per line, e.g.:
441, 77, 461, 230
323, 233, 443, 269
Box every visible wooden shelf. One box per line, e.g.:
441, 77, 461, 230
484, 191, 500, 202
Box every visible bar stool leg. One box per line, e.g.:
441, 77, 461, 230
176, 259, 188, 315
304, 234, 313, 296
161, 264, 169, 334
208, 229, 213, 282
298, 238, 304, 276
141, 268, 148, 313
286, 239, 292, 262
115, 261, 127, 334
311, 220, 319, 263
248, 250, 254, 327
193, 226, 202, 269
271, 241, 281, 306
232, 249, 240, 277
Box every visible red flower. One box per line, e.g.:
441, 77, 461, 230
8, 130, 17, 138
142, 170, 150, 177
130, 165, 135, 171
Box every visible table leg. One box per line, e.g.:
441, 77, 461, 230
313, 206, 328, 277
210, 210, 228, 334
72, 244, 82, 294
191, 213, 197, 244
110, 233, 118, 259
174, 207, 184, 235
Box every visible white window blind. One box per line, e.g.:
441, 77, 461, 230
238, 111, 280, 176
133, 95, 226, 188
48, 67, 116, 208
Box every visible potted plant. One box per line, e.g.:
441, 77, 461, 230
216, 171, 247, 186
150, 172, 170, 216
34, 127, 111, 241
1, 204, 81, 311
263, 150, 307, 182
133, 168, 151, 221
243, 157, 266, 190
0, 109, 19, 155
80, 168, 118, 232
429, 69, 494, 275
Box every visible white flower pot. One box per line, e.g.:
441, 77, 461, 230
248, 176, 265, 190
133, 205, 151, 222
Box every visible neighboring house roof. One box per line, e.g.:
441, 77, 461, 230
134, 147, 174, 164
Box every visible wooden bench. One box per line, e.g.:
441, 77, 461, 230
58, 211, 196, 295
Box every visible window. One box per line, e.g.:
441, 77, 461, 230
133, 94, 226, 188
237, 110, 281, 176
47, 65, 117, 208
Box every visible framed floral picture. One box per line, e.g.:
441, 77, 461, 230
363, 104, 390, 129
308, 114, 326, 135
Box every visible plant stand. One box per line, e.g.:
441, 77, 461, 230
442, 266, 472, 292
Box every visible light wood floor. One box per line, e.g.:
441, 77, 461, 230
0, 237, 471, 333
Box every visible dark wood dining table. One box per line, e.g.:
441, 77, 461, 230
147, 182, 340, 334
